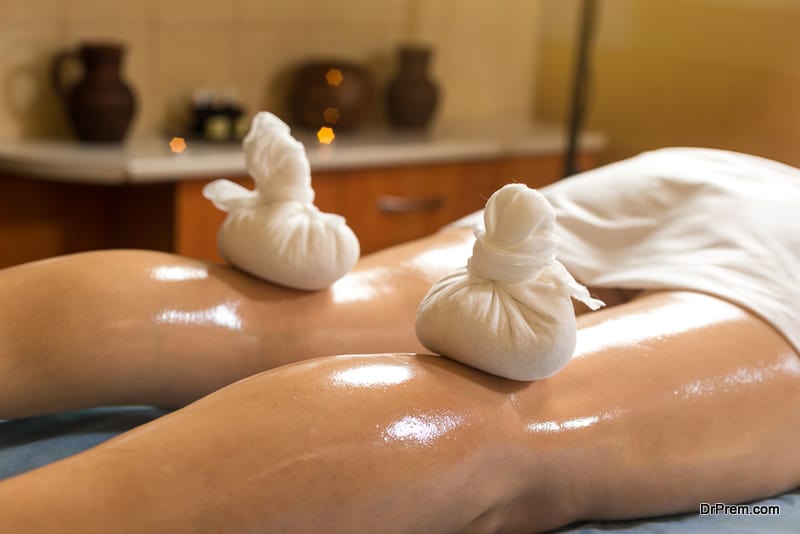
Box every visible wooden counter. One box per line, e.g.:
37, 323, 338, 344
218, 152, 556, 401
0, 121, 605, 267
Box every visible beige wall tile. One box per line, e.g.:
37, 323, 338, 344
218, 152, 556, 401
0, 0, 67, 22
233, 26, 310, 120
65, 0, 154, 22
0, 20, 70, 138
308, 0, 406, 26
303, 19, 385, 60
416, 0, 540, 124
238, 0, 312, 23
155, 20, 236, 134
155, 0, 235, 22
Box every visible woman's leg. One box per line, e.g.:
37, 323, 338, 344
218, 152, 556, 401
1, 291, 797, 533
0, 229, 473, 418
0, 229, 626, 419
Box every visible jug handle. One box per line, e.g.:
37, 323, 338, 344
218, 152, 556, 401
50, 49, 78, 103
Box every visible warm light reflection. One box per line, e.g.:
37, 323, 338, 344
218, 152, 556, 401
323, 106, 340, 124
332, 363, 413, 387
155, 303, 242, 330
326, 68, 343, 86
169, 137, 187, 153
574, 298, 742, 356
677, 360, 800, 399
317, 126, 335, 144
329, 268, 394, 303
150, 265, 209, 281
526, 409, 621, 435
406, 242, 474, 276
383, 411, 464, 445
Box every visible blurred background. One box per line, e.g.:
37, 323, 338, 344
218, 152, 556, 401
1, 0, 541, 140
2, 0, 798, 162
1, 0, 799, 267
538, 0, 800, 165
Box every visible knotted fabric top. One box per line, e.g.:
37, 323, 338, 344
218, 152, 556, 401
205, 112, 315, 211
468, 184, 557, 283
467, 184, 604, 310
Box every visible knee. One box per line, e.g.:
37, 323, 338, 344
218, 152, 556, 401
237, 353, 528, 532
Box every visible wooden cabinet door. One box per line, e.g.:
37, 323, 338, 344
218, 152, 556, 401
494, 153, 599, 192
332, 161, 498, 254
175, 178, 249, 262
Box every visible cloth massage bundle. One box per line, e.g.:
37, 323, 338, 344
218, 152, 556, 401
203, 112, 360, 290
416, 184, 605, 381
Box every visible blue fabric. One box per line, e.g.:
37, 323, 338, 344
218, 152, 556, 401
558, 488, 800, 532
0, 406, 170, 480
1, 407, 797, 532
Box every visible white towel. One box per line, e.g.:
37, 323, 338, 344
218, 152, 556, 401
415, 184, 604, 381
203, 112, 360, 290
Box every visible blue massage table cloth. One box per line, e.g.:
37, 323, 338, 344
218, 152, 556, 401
1, 406, 797, 532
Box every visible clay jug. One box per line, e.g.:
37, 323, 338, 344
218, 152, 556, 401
386, 46, 439, 130
51, 43, 137, 142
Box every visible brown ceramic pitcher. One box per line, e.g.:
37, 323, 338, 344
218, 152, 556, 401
51, 42, 137, 142
386, 45, 439, 130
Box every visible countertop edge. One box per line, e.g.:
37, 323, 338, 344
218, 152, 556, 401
0, 122, 608, 185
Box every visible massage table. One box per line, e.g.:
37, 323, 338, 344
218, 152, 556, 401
1, 406, 797, 532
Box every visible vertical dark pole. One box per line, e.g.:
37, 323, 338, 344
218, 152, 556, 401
563, 0, 599, 178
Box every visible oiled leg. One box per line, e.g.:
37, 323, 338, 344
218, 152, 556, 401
0, 292, 797, 533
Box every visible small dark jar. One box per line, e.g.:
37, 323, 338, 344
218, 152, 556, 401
385, 46, 439, 130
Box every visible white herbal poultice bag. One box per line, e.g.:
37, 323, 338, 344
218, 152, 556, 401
203, 112, 359, 290
415, 183, 604, 381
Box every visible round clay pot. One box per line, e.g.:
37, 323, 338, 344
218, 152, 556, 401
288, 60, 372, 132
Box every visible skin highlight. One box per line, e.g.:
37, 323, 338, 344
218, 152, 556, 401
0, 228, 796, 532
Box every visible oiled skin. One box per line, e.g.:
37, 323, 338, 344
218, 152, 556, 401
0, 229, 798, 532
0, 229, 473, 417
0, 227, 624, 419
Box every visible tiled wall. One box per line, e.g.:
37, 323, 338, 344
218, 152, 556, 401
0, 0, 543, 140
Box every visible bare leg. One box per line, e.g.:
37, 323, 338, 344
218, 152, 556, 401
1, 292, 797, 533
0, 230, 469, 417
0, 229, 625, 418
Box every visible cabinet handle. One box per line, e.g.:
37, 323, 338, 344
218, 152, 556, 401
376, 195, 444, 214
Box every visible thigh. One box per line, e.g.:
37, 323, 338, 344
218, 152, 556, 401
509, 290, 800, 526
0, 229, 475, 417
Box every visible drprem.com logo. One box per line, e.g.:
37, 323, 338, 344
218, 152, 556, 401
699, 503, 781, 516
